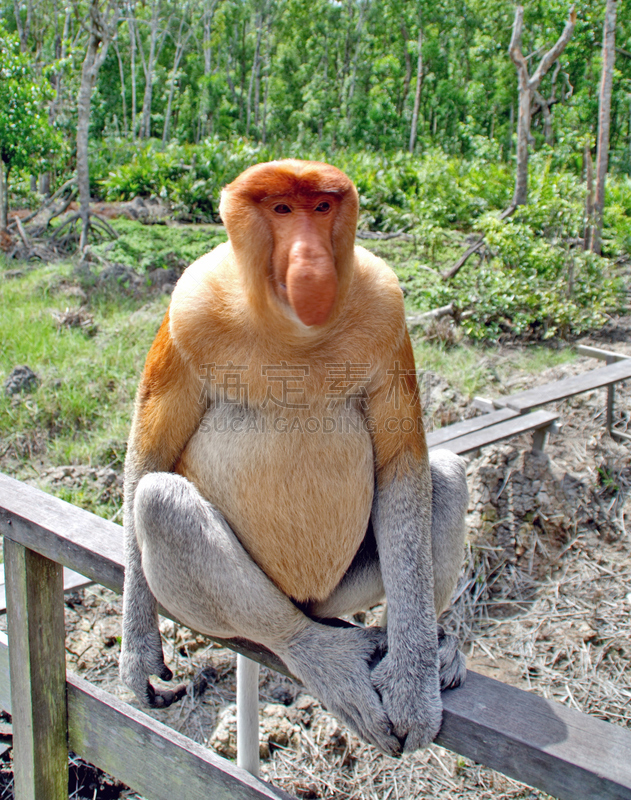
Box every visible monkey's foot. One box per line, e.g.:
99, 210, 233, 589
120, 632, 185, 709
437, 625, 466, 691
284, 623, 400, 756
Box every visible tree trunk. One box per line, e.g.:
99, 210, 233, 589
584, 141, 594, 251
162, 15, 192, 144
399, 25, 411, 117
114, 41, 128, 133
201, 0, 218, 138
246, 14, 263, 136
513, 70, 531, 206
345, 2, 366, 120
592, 0, 618, 255
509, 5, 576, 207
139, 23, 157, 139
408, 24, 423, 153
0, 164, 8, 231
138, 0, 166, 140
77, 0, 118, 251
13, 0, 32, 52
261, 30, 271, 145
128, 6, 137, 138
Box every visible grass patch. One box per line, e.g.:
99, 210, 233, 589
0, 260, 169, 501
411, 339, 577, 399
92, 219, 227, 273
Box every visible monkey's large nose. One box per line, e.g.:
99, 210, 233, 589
286, 247, 338, 326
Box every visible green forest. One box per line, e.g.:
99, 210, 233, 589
0, 0, 630, 340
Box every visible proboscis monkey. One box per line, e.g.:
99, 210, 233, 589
120, 160, 468, 755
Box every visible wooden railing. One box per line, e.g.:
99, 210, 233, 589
1, 471, 630, 800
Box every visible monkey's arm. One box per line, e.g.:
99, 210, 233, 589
368, 331, 442, 752
120, 312, 205, 707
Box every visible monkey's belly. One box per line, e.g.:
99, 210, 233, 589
176, 404, 375, 602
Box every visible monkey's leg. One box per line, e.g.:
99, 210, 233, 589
311, 448, 468, 689
131, 472, 401, 755
428, 449, 468, 690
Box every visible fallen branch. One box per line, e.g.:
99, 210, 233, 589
406, 302, 455, 328
441, 204, 516, 281
442, 237, 485, 281
356, 229, 413, 241
14, 217, 30, 248
8, 177, 77, 230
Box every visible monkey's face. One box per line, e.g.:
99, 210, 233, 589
260, 192, 340, 327
220, 160, 359, 329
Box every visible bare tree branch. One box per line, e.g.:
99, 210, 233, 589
529, 7, 576, 90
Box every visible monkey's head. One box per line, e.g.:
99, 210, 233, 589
220, 160, 359, 328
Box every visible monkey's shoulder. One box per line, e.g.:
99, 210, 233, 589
344, 246, 406, 342
169, 243, 248, 357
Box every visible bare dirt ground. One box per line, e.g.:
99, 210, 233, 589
1, 322, 630, 799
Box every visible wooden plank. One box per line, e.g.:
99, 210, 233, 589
497, 359, 631, 413
0, 472, 289, 677
434, 410, 558, 455
0, 634, 292, 800
3, 538, 68, 800
0, 471, 123, 592
0, 563, 93, 613
2, 630, 630, 800
1, 581, 631, 798
437, 670, 631, 800
67, 672, 293, 800
576, 344, 630, 362
2, 477, 631, 798
427, 408, 519, 449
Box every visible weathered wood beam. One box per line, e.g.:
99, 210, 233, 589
437, 671, 631, 800
3, 539, 68, 800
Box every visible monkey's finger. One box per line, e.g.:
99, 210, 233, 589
159, 664, 174, 682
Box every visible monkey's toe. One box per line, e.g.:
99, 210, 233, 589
146, 681, 188, 708
437, 626, 466, 691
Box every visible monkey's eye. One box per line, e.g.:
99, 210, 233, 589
273, 203, 292, 214
315, 201, 331, 213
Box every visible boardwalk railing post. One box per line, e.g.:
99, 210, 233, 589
3, 536, 69, 800
237, 654, 260, 777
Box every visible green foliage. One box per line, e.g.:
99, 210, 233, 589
0, 26, 60, 176
97, 139, 284, 220
96, 138, 626, 342
402, 213, 622, 342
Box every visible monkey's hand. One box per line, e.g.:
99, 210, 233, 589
370, 651, 442, 752
120, 625, 187, 709
284, 624, 402, 756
